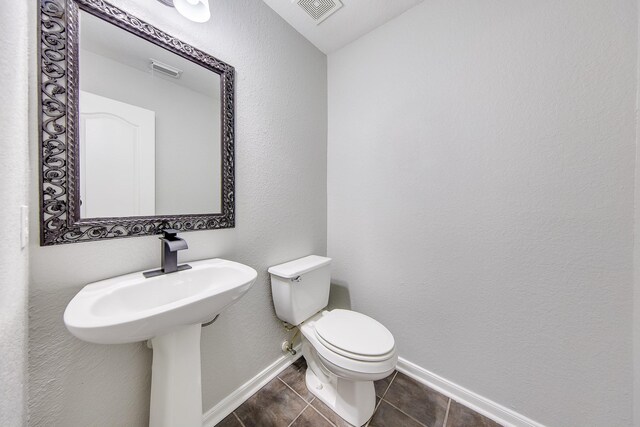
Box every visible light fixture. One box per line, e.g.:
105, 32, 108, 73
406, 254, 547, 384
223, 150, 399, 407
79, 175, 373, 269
156, 0, 210, 23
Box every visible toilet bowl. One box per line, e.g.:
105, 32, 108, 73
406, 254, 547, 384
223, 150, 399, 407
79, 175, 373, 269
269, 256, 397, 426
300, 310, 397, 426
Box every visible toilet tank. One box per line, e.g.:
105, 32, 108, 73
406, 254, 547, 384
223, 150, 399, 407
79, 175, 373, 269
268, 255, 332, 325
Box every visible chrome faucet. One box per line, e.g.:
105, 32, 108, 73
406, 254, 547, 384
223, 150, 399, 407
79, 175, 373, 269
143, 229, 192, 278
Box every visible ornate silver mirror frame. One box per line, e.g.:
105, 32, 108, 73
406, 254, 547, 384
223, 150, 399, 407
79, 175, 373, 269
39, 0, 235, 245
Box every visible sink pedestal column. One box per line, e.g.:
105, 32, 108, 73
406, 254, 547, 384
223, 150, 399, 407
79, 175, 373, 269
149, 323, 202, 427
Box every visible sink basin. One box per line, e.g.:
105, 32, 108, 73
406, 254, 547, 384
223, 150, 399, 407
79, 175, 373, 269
63, 258, 258, 427
64, 258, 257, 344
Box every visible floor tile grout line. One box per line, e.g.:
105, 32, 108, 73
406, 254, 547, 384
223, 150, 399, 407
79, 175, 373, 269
380, 398, 429, 427
442, 398, 451, 427
232, 411, 246, 427
380, 371, 398, 400
306, 400, 339, 427
218, 368, 488, 427
276, 362, 339, 426
366, 371, 398, 427
365, 405, 377, 427
367, 393, 384, 425
278, 375, 339, 427
277, 364, 301, 382
277, 377, 314, 404
287, 403, 310, 427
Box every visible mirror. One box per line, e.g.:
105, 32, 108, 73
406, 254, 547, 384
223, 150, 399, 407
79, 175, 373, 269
79, 11, 221, 217
38, 0, 235, 245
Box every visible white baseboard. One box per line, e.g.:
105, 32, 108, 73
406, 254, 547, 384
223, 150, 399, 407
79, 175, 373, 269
202, 349, 302, 427
202, 352, 545, 427
397, 357, 546, 427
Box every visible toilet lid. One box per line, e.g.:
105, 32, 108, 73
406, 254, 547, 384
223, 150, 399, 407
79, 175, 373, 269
314, 310, 395, 358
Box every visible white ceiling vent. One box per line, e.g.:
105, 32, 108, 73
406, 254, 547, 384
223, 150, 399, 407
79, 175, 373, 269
296, 0, 343, 24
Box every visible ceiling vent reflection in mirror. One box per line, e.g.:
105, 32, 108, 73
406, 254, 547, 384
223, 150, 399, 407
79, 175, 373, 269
149, 58, 183, 79
296, 0, 343, 24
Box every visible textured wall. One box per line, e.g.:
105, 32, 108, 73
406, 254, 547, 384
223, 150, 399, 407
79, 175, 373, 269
328, 1, 636, 425
0, 1, 31, 426
635, 1, 640, 424
28, 0, 326, 425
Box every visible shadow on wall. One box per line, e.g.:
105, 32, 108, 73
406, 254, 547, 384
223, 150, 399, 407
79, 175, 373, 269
328, 280, 351, 310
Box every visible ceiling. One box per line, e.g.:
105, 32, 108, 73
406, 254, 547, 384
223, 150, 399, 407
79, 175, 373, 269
80, 10, 219, 98
262, 0, 425, 54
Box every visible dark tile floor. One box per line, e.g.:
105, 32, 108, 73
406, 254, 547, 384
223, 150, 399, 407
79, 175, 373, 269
216, 357, 503, 427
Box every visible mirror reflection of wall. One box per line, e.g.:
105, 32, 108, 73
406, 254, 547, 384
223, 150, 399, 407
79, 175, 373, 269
78, 10, 222, 218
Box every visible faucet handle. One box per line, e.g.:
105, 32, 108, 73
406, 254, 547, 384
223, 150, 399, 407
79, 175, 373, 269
161, 228, 180, 239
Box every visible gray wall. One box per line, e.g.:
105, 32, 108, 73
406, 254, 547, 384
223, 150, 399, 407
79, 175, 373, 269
327, 0, 636, 425
0, 1, 31, 426
635, 1, 640, 424
28, 0, 327, 425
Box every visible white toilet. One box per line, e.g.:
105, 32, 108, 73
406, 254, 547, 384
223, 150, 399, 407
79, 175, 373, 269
269, 255, 397, 427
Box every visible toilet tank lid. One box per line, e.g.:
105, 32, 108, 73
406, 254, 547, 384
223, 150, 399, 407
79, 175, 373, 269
268, 255, 331, 279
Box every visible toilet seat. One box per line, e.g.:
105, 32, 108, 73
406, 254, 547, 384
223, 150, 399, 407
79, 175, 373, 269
314, 309, 395, 362
315, 334, 396, 363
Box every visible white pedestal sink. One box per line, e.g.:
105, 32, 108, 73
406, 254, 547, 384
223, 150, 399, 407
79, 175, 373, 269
64, 258, 258, 427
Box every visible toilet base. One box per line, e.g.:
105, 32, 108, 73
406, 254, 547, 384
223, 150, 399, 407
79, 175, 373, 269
304, 356, 376, 427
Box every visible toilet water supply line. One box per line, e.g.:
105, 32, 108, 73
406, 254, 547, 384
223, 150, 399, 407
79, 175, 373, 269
283, 322, 299, 356
280, 322, 331, 384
